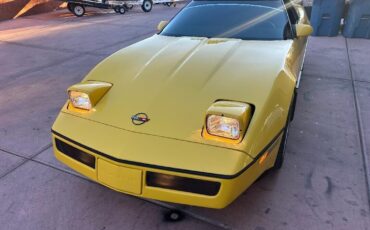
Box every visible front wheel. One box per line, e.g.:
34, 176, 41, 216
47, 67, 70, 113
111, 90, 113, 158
72, 4, 85, 17
118, 6, 126, 14
141, 0, 152, 12
272, 93, 296, 170
272, 123, 290, 170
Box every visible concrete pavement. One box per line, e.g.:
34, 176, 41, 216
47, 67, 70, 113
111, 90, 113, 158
0, 5, 369, 230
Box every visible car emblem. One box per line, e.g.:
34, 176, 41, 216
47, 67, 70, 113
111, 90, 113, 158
131, 113, 150, 125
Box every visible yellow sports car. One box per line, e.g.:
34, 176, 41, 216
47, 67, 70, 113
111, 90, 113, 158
52, 0, 312, 209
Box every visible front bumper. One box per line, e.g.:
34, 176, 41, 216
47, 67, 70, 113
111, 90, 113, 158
52, 112, 280, 208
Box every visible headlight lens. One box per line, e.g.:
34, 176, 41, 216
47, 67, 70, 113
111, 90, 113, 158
206, 115, 240, 140
69, 91, 92, 110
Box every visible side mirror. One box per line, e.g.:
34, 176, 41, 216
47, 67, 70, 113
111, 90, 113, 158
295, 24, 313, 37
157, 20, 169, 31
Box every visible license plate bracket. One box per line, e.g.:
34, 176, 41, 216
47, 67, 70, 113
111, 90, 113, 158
97, 159, 142, 194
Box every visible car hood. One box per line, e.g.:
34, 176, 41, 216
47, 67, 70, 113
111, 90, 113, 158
68, 35, 294, 152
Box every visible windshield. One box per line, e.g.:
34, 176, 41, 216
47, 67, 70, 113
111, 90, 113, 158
160, 1, 290, 40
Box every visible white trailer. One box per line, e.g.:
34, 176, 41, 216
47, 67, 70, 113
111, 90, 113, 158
63, 0, 184, 17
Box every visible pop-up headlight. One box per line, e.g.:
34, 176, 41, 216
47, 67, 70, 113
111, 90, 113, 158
203, 101, 253, 143
67, 81, 112, 111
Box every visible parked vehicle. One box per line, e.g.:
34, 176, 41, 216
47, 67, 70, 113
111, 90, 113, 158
52, 0, 313, 209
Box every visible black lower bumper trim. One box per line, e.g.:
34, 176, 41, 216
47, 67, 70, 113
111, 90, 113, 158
55, 138, 96, 168
146, 172, 221, 196
51, 129, 283, 179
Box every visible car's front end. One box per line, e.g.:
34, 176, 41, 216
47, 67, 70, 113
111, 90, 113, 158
51, 35, 292, 208
52, 0, 312, 209
52, 107, 283, 208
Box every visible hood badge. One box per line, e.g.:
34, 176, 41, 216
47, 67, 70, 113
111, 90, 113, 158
131, 113, 150, 125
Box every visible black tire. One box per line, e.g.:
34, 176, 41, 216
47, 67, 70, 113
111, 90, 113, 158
141, 0, 153, 12
72, 4, 85, 17
273, 95, 296, 170
67, 3, 74, 12
290, 90, 297, 122
118, 6, 126, 14
273, 123, 290, 170
165, 2, 173, 6
114, 6, 120, 13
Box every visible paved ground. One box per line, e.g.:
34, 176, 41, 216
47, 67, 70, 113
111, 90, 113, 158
0, 5, 369, 230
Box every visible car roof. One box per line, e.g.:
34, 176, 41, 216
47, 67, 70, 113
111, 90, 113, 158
192, 0, 286, 9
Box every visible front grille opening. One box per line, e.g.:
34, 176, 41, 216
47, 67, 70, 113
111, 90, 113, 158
55, 139, 96, 169
146, 172, 220, 196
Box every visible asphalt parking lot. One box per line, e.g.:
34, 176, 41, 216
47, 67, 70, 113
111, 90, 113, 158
0, 4, 370, 230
